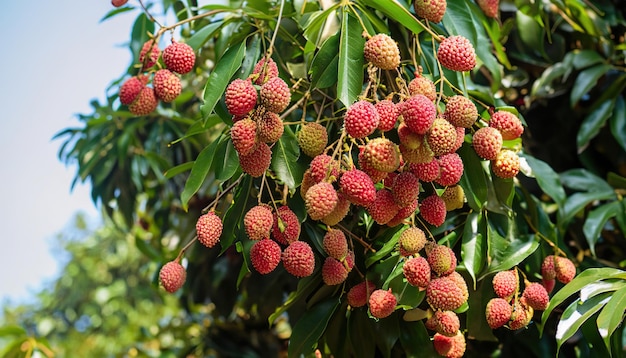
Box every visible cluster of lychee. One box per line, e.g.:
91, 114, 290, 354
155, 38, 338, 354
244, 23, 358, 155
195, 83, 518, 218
118, 38, 196, 116
485, 256, 576, 330
412, 0, 500, 23
225, 57, 291, 177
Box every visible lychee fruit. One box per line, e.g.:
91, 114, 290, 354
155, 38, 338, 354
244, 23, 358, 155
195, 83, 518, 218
426, 276, 467, 311
159, 260, 186, 293
446, 271, 469, 302
363, 34, 401, 70
403, 256, 431, 288
323, 229, 348, 260
139, 40, 160, 70
542, 278, 556, 294
163, 40, 195, 74
441, 185, 465, 211
472, 127, 503, 160
387, 198, 418, 227
321, 192, 351, 226
409, 159, 441, 182
257, 110, 284, 143
414, 0, 447, 23
305, 182, 339, 220
251, 56, 279, 85
437, 35, 476, 72
244, 205, 274, 240
112, 0, 129, 7
225, 79, 257, 116
250, 238, 282, 274
309, 154, 341, 183
433, 331, 466, 358
399, 227, 427, 256
260, 77, 291, 113
444, 95, 478, 128
361, 138, 401, 173
322, 257, 349, 285
282, 241, 315, 277
119, 76, 147, 105
153, 69, 182, 103
433, 310, 461, 336
427, 117, 458, 156
391, 172, 420, 207
369, 289, 397, 318
128, 87, 158, 116
230, 118, 258, 156
375, 100, 399, 131
367, 189, 401, 225
340, 168, 377, 207
402, 94, 437, 135
477, 0, 500, 18
490, 111, 524, 140
358, 148, 388, 183
436, 153, 464, 187
344, 100, 380, 138
509, 301, 533, 330
398, 122, 422, 150
297, 122, 328, 157
492, 270, 518, 299
555, 256, 576, 284
196, 211, 223, 248
239, 142, 272, 177
451, 127, 466, 153
347, 281, 375, 308
408, 74, 437, 101
492, 150, 520, 179
272, 206, 301, 245
522, 282, 550, 311
541, 255, 557, 280
419, 194, 447, 227
485, 297, 512, 329
427, 245, 456, 276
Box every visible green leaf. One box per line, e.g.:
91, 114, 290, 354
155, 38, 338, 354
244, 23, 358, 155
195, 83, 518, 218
609, 95, 626, 152
220, 176, 251, 252
361, 0, 425, 35
571, 64, 612, 105
214, 137, 240, 181
571, 49, 606, 70
349, 310, 377, 358
458, 144, 488, 211
269, 274, 322, 325
130, 13, 155, 63
522, 154, 566, 206
288, 298, 340, 358
399, 321, 439, 357
135, 238, 162, 261
310, 32, 340, 89
337, 10, 365, 108
583, 201, 620, 257
577, 99, 615, 153
271, 127, 305, 191
365, 226, 404, 267
597, 285, 626, 353
558, 190, 616, 229
200, 42, 246, 124
180, 137, 221, 211
556, 293, 612, 355
187, 20, 225, 51
560, 168, 613, 193
461, 212, 485, 288
443, 0, 478, 44
0, 325, 26, 338
164, 161, 194, 179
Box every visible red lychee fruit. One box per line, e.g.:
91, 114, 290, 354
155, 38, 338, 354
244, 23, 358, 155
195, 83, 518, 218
414, 0, 447, 23
492, 150, 520, 179
446, 271, 469, 302
128, 87, 158, 116
427, 118, 458, 156
251, 56, 279, 85
272, 206, 301, 245
541, 255, 557, 280
297, 122, 328, 157
196, 211, 223, 248
282, 241, 315, 277
367, 189, 401, 225
403, 256, 431, 288
321, 192, 351, 226
433, 331, 466, 358
542, 278, 556, 294
361, 138, 401, 173
426, 276, 466, 311
441, 185, 465, 211
363, 34, 401, 70
250, 239, 282, 274
323, 229, 348, 260
398, 122, 422, 149
433, 310, 461, 337
163, 40, 195, 74
523, 282, 550, 311
375, 100, 399, 131
509, 301, 533, 330
238, 142, 272, 177
408, 74, 437, 101
347, 281, 375, 307
305, 182, 339, 221
492, 270, 518, 299
451, 127, 466, 153
555, 256, 576, 284
428, 245, 456, 276
260, 77, 291, 113
490, 111, 524, 140
309, 154, 341, 183
420, 194, 447, 227
485, 297, 512, 329
387, 198, 418, 228
119, 76, 147, 105
230, 118, 258, 156
322, 257, 349, 285
225, 78, 257, 116
159, 260, 186, 293
139, 40, 160, 70
244, 205, 274, 240
344, 100, 380, 138
409, 159, 441, 182
472, 127, 503, 160
437, 35, 476, 72
402, 94, 437, 135
112, 0, 129, 7
435, 152, 464, 187
478, 0, 500, 18
399, 227, 427, 256
257, 110, 284, 143
340, 168, 377, 207
444, 95, 478, 128
358, 147, 388, 183
391, 172, 420, 207
153, 69, 182, 103
369, 289, 397, 318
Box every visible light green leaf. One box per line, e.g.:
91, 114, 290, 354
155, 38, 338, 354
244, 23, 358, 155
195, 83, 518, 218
460, 211, 485, 288
271, 127, 306, 191
187, 20, 225, 51
597, 285, 626, 353
577, 99, 615, 153
583, 201, 620, 257
361, 0, 425, 35
180, 137, 221, 211
570, 64, 612, 105
337, 10, 365, 108
609, 95, 626, 152
214, 137, 240, 182
288, 298, 341, 358
556, 293, 611, 354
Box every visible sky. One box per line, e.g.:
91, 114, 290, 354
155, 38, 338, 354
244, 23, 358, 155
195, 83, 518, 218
0, 1, 137, 303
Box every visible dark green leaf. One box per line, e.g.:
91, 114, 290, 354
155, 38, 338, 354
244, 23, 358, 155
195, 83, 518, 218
130, 14, 155, 64
214, 137, 240, 181
577, 99, 615, 153
136, 238, 163, 261
607, 172, 626, 190
337, 10, 365, 108
558, 190, 616, 229
458, 144, 488, 211
460, 212, 485, 288
609, 95, 626, 152
466, 276, 498, 341
572, 49, 606, 70
556, 293, 611, 355
180, 138, 221, 211
310, 33, 340, 88
522, 154, 566, 206
597, 285, 626, 353
288, 298, 340, 358
560, 168, 613, 193
271, 127, 306, 191
583, 201, 620, 257
399, 321, 439, 357
349, 310, 376, 358
571, 64, 613, 105
365, 226, 403, 267
269, 274, 322, 325
361, 0, 425, 35
220, 176, 251, 251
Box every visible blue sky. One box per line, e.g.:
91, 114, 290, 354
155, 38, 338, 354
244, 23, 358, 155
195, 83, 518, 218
0, 1, 136, 303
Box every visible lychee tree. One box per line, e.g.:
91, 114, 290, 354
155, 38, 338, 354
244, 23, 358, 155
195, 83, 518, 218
58, 0, 626, 356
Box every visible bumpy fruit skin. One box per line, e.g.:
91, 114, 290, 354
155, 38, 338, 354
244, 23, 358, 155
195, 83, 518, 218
163, 40, 195, 74
509, 301, 533, 330
420, 194, 447, 227
541, 255, 557, 280
129, 87, 158, 116
367, 189, 400, 225
305, 182, 339, 220
321, 192, 351, 226
490, 111, 524, 140
309, 154, 341, 183
340, 169, 377, 207
399, 227, 427, 255
492, 270, 518, 299
391, 172, 420, 207
427, 118, 458, 156
250, 239, 282, 274
297, 122, 328, 157
441, 185, 465, 211
347, 281, 375, 307
433, 310, 460, 337
230, 118, 257, 156
362, 138, 401, 173
403, 256, 431, 288
477, 0, 500, 18
257, 110, 284, 143
196, 211, 223, 248
472, 127, 503, 160
409, 159, 440, 182
414, 0, 447, 23
139, 40, 160, 70
447, 271, 469, 302
252, 57, 279, 85
322, 257, 349, 285
437, 35, 476, 72
542, 278, 556, 294
282, 241, 315, 277
485, 297, 512, 329
244, 205, 274, 240
436, 153, 464, 187
555, 256, 576, 284
159, 261, 186, 293
428, 245, 456, 276
492, 150, 520, 179
444, 95, 478, 128
272, 206, 301, 245
398, 122, 422, 149
153, 69, 182, 103
375, 100, 399, 131
323, 229, 348, 260
112, 0, 129, 7
363, 34, 401, 70
369, 289, 397, 318
239, 142, 272, 177
260, 77, 291, 113
402, 95, 437, 135
388, 198, 418, 228
433, 332, 466, 358
523, 282, 550, 310
427, 276, 466, 311
344, 100, 380, 138
225, 79, 257, 116
358, 147, 388, 183
408, 74, 437, 101
119, 76, 147, 105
